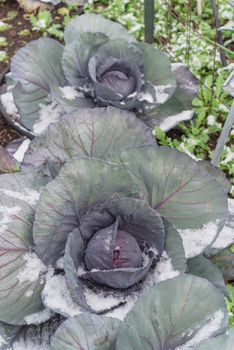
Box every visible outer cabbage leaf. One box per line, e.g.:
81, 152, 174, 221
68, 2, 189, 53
115, 146, 228, 257
0, 173, 49, 325
116, 274, 228, 350
143, 63, 198, 129
11, 38, 66, 131
0, 322, 21, 349
163, 218, 186, 272
51, 313, 122, 350
23, 107, 156, 175
187, 255, 227, 295
210, 246, 234, 281
64, 13, 137, 44
196, 327, 234, 350
33, 158, 142, 265
0, 146, 20, 174
198, 160, 231, 194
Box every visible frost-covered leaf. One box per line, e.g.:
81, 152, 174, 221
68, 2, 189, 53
0, 322, 21, 349
187, 255, 227, 295
143, 63, 198, 129
0, 172, 49, 325
163, 219, 186, 272
64, 13, 136, 44
33, 158, 142, 265
51, 313, 122, 350
198, 160, 231, 194
11, 38, 66, 131
116, 274, 228, 350
0, 146, 20, 174
115, 146, 228, 257
23, 107, 156, 176
196, 327, 234, 350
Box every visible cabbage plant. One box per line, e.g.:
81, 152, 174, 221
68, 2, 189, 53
8, 13, 198, 134
0, 107, 232, 349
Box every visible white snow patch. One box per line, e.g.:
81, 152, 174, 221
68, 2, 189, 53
42, 275, 82, 318
0, 336, 6, 347
175, 310, 225, 349
0, 188, 40, 206
12, 339, 50, 350
17, 253, 47, 284
0, 91, 18, 116
55, 256, 64, 270
179, 220, 220, 258
212, 199, 234, 250
138, 92, 154, 104
154, 84, 171, 103
59, 86, 84, 100
33, 100, 63, 135
159, 110, 194, 132
207, 115, 216, 125
13, 139, 31, 163
24, 308, 53, 325
0, 205, 21, 234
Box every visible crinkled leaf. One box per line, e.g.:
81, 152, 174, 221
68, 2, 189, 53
62, 32, 108, 87
196, 327, 234, 350
0, 172, 49, 325
116, 274, 228, 350
115, 146, 228, 257
51, 313, 122, 350
143, 63, 198, 129
163, 218, 186, 272
33, 158, 142, 265
187, 255, 227, 295
64, 13, 136, 44
198, 160, 231, 194
23, 107, 156, 174
0, 146, 20, 174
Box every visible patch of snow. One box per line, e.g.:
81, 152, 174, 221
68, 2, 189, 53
0, 91, 18, 116
171, 62, 187, 70
138, 92, 154, 104
0, 188, 40, 206
154, 84, 171, 103
55, 256, 64, 270
12, 339, 50, 350
33, 100, 63, 135
160, 110, 194, 132
179, 220, 220, 258
212, 199, 234, 250
59, 86, 84, 100
24, 308, 53, 325
0, 336, 7, 347
13, 139, 31, 163
175, 310, 225, 349
17, 253, 47, 284
42, 275, 82, 318
0, 205, 21, 235
207, 115, 216, 125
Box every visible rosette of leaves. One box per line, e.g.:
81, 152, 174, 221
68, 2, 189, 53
9, 13, 198, 134
0, 108, 230, 349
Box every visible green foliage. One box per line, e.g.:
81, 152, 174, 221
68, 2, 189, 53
226, 284, 234, 327
30, 10, 64, 40
0, 36, 7, 47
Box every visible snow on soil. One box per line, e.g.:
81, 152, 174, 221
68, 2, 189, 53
24, 308, 53, 325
